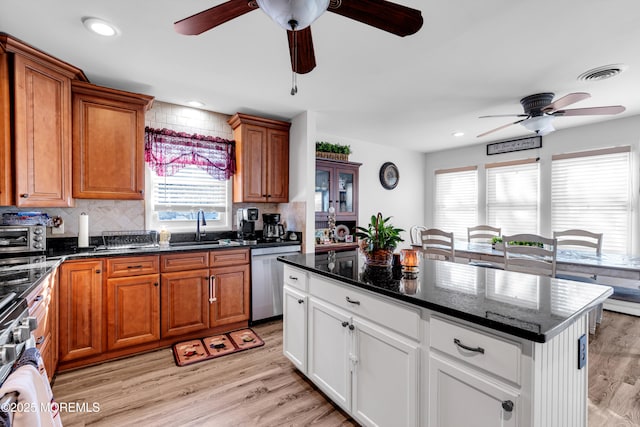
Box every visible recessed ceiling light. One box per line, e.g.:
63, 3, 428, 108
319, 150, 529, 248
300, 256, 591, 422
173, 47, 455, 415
452, 131, 465, 137
82, 17, 119, 37
187, 100, 205, 108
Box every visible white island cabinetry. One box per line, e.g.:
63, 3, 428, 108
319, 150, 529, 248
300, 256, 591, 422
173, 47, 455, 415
280, 255, 606, 427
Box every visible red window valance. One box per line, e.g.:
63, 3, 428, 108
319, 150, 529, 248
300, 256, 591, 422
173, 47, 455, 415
144, 127, 236, 180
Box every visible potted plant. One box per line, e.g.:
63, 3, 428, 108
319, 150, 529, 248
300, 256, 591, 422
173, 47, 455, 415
354, 213, 404, 266
316, 141, 352, 161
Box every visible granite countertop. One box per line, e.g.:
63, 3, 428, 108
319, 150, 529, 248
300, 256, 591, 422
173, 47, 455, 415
277, 250, 614, 343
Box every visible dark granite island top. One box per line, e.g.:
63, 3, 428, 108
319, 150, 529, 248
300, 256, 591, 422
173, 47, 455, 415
277, 250, 614, 343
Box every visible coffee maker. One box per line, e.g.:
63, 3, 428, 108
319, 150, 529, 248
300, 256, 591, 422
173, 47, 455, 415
262, 213, 286, 242
236, 207, 259, 242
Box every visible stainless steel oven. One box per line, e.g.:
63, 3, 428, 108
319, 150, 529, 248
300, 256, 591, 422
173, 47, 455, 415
0, 225, 46, 254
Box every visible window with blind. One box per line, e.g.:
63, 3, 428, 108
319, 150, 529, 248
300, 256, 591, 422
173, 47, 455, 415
486, 159, 539, 235
146, 165, 232, 232
434, 167, 478, 241
551, 147, 631, 254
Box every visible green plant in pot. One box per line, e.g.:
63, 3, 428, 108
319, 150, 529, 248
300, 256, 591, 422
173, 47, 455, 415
354, 213, 404, 266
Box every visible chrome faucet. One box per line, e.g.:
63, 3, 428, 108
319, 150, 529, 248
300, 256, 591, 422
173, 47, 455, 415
196, 209, 207, 241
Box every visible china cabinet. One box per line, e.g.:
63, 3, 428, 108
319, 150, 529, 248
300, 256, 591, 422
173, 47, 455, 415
315, 159, 361, 223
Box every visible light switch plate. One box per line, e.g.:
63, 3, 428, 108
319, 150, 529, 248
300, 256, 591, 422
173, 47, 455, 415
578, 334, 587, 369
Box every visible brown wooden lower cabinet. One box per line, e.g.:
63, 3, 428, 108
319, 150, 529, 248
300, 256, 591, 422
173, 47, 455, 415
57, 248, 251, 370
27, 268, 58, 382
210, 264, 250, 327
58, 259, 104, 363
107, 274, 160, 350
161, 269, 210, 338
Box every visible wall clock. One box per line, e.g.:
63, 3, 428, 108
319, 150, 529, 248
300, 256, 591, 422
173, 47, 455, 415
379, 162, 399, 189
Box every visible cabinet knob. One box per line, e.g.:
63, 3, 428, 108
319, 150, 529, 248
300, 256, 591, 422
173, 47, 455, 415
297, 299, 304, 304
348, 324, 355, 331
154, 282, 159, 287
20, 193, 29, 198
95, 270, 101, 274
341, 321, 349, 327
501, 400, 514, 413
139, 190, 144, 195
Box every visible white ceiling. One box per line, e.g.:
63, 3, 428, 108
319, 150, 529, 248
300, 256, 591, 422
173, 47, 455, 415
2, 0, 639, 153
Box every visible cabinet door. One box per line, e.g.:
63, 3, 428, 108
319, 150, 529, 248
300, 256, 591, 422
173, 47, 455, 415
72, 82, 151, 199
266, 128, 289, 202
308, 297, 352, 411
161, 269, 210, 338
13, 54, 72, 207
238, 124, 267, 202
59, 260, 103, 362
335, 166, 358, 220
0, 50, 12, 205
429, 354, 519, 427
283, 286, 307, 373
210, 264, 250, 327
106, 274, 160, 350
351, 318, 419, 427
315, 164, 333, 221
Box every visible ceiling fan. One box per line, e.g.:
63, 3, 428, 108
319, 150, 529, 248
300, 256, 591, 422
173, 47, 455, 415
477, 92, 626, 138
174, 0, 423, 94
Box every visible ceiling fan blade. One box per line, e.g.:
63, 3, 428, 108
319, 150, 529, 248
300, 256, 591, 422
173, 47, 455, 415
287, 27, 316, 74
174, 0, 257, 35
552, 105, 626, 116
479, 114, 528, 118
477, 119, 526, 138
328, 0, 423, 36
542, 92, 590, 113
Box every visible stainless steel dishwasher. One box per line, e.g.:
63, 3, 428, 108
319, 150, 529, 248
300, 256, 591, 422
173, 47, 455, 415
250, 244, 301, 323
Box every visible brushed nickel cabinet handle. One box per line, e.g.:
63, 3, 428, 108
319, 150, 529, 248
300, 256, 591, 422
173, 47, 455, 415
453, 338, 485, 354
209, 275, 217, 303
345, 296, 360, 305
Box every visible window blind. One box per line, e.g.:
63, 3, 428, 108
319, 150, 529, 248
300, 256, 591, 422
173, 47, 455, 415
551, 147, 631, 254
486, 160, 539, 235
434, 167, 478, 241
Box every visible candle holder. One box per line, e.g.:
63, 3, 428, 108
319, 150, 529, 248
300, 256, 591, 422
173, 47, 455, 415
400, 248, 419, 274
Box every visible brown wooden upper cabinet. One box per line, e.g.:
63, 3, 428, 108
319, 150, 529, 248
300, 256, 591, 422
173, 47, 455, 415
0, 34, 87, 207
228, 113, 291, 203
72, 81, 154, 199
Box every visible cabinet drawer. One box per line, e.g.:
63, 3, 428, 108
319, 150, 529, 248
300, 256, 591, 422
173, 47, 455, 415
26, 272, 55, 309
284, 265, 308, 291
210, 248, 249, 267
161, 251, 209, 272
430, 316, 522, 385
107, 255, 159, 278
309, 276, 420, 340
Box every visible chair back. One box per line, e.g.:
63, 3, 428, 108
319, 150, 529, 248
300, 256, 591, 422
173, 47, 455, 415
409, 225, 427, 245
553, 229, 603, 255
420, 228, 455, 260
502, 233, 557, 277
467, 225, 501, 243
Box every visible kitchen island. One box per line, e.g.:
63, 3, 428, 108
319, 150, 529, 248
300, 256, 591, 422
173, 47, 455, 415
278, 250, 613, 427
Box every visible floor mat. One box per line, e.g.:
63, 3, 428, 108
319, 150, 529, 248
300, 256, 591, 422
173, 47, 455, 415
173, 328, 264, 367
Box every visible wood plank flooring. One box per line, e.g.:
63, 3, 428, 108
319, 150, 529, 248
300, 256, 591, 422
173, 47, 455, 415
52, 311, 640, 426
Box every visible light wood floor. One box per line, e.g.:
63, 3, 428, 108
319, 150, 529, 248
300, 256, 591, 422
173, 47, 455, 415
52, 311, 640, 426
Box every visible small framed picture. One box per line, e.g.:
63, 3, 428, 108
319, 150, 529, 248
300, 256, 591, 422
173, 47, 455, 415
345, 235, 353, 243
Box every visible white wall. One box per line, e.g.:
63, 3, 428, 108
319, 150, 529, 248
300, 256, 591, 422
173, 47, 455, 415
423, 115, 640, 254
317, 133, 426, 250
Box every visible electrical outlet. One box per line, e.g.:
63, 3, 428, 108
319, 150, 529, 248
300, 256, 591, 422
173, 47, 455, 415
577, 334, 587, 369
51, 222, 64, 234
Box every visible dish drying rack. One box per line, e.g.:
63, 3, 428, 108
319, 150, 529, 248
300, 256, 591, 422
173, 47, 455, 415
102, 230, 158, 250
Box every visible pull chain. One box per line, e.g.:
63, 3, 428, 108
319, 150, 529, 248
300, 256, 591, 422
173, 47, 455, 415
289, 19, 298, 96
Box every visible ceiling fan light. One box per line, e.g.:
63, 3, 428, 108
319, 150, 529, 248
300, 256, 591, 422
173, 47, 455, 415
521, 115, 555, 134
256, 0, 330, 30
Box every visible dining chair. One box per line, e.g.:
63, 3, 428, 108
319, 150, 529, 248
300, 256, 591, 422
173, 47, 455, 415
553, 229, 603, 255
409, 225, 427, 245
502, 233, 557, 277
554, 229, 604, 334
420, 228, 455, 261
467, 225, 501, 243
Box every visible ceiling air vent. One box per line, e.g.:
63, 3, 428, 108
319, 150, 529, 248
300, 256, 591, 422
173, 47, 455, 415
577, 64, 627, 82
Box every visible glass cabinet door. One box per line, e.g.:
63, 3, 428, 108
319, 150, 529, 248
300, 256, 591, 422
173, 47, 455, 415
315, 168, 331, 214
337, 171, 355, 215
